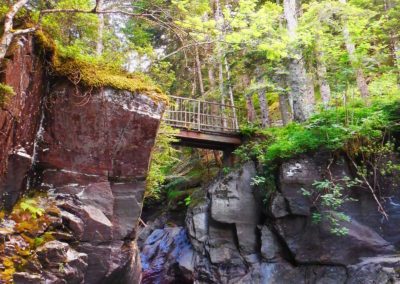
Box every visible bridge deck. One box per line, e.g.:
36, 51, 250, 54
173, 129, 241, 150
164, 96, 242, 150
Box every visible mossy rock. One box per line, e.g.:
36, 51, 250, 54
34, 30, 168, 104
0, 83, 15, 108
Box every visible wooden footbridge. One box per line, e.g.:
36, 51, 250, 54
163, 96, 242, 150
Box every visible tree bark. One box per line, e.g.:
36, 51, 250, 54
224, 57, 238, 129
195, 46, 205, 97
0, 0, 30, 61
339, 0, 370, 98
384, 0, 400, 88
315, 38, 331, 107
283, 0, 314, 122
245, 93, 257, 123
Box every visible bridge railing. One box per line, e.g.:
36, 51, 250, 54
164, 96, 240, 134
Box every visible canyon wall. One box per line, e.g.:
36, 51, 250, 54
141, 153, 400, 283
0, 36, 165, 283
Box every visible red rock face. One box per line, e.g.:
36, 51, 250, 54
0, 36, 45, 208
0, 36, 166, 283
37, 81, 163, 179
35, 81, 164, 283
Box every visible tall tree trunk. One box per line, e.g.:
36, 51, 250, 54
279, 93, 292, 126
274, 73, 292, 125
224, 57, 238, 129
0, 0, 30, 61
255, 69, 270, 128
283, 0, 314, 122
315, 38, 331, 107
245, 93, 257, 123
214, 0, 227, 128
96, 0, 104, 55
195, 46, 205, 97
339, 0, 370, 98
384, 0, 400, 88
258, 88, 270, 128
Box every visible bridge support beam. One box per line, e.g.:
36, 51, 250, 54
172, 129, 242, 151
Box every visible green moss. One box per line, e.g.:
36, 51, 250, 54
34, 30, 168, 104
0, 83, 15, 108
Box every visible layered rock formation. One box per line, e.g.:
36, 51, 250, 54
141, 155, 400, 283
0, 35, 165, 283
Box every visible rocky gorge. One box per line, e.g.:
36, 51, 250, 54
140, 154, 400, 283
1, 34, 400, 284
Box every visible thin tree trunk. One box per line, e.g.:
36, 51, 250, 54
279, 92, 292, 126
258, 88, 270, 128
274, 73, 292, 125
195, 46, 205, 97
254, 69, 270, 128
339, 0, 370, 98
96, 15, 104, 55
283, 0, 314, 122
96, 0, 104, 55
384, 0, 400, 88
214, 0, 227, 128
0, 0, 30, 61
224, 57, 238, 129
245, 93, 257, 123
315, 38, 331, 107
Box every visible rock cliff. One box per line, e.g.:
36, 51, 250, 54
141, 154, 400, 283
0, 35, 165, 283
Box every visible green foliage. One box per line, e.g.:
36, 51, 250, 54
235, 99, 400, 166
302, 177, 359, 236
19, 199, 45, 219
184, 196, 192, 206
146, 123, 180, 200
250, 175, 267, 186
0, 83, 15, 108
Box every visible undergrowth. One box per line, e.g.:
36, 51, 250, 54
237, 98, 400, 166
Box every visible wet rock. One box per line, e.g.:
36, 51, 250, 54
275, 214, 394, 265
36, 240, 88, 284
60, 210, 84, 240
0, 35, 44, 209
13, 272, 44, 284
79, 182, 114, 218
269, 191, 289, 218
259, 225, 282, 261
347, 255, 400, 284
210, 162, 259, 225
80, 205, 113, 242
111, 182, 145, 240
141, 227, 194, 284
37, 240, 69, 266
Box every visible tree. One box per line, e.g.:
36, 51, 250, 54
339, 0, 370, 98
283, 0, 315, 122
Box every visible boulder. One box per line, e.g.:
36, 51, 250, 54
259, 225, 282, 261
210, 162, 259, 225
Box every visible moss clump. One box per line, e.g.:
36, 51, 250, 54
0, 193, 60, 283
0, 83, 15, 108
34, 30, 168, 104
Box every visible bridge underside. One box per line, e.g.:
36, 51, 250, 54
173, 129, 242, 151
